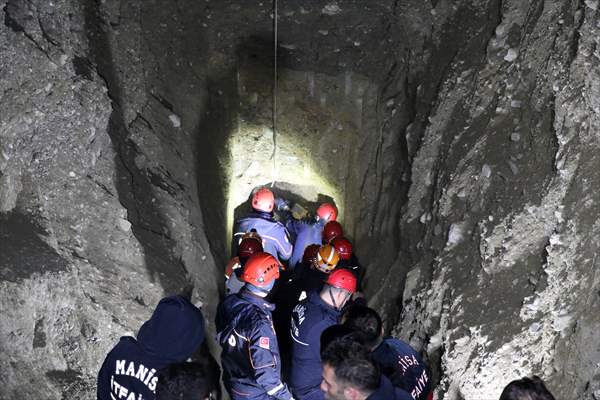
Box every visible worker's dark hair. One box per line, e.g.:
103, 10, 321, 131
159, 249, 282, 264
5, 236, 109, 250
320, 324, 365, 356
321, 338, 380, 395
499, 376, 556, 400
155, 362, 214, 400
342, 305, 382, 347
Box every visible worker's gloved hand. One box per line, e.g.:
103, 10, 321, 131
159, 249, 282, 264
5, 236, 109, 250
275, 197, 290, 211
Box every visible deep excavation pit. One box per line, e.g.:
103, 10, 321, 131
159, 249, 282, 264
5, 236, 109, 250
1, 1, 599, 399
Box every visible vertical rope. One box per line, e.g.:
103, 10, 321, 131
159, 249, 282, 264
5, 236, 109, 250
270, 0, 278, 187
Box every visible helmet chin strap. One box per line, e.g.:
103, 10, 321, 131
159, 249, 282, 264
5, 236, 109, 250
328, 287, 339, 310
329, 288, 352, 311
328, 287, 351, 311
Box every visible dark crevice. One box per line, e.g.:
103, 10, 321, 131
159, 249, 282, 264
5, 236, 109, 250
3, 1, 55, 61
37, 16, 61, 47
548, 93, 560, 175
86, 174, 115, 197
73, 56, 94, 81
3, 3, 24, 33
150, 92, 175, 113
568, 0, 586, 65
0, 211, 69, 282
522, 0, 544, 37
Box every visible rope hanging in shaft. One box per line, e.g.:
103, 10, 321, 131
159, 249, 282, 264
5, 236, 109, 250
270, 0, 278, 187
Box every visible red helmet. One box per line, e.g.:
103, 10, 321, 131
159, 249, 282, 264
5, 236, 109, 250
322, 221, 343, 243
331, 237, 353, 260
252, 188, 275, 212
316, 203, 337, 222
325, 269, 357, 293
302, 244, 321, 265
238, 235, 263, 259
240, 252, 280, 287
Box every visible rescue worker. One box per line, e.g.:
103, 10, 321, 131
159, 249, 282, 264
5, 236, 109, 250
296, 244, 340, 298
342, 306, 432, 400
271, 244, 334, 373
225, 231, 264, 295
320, 338, 412, 400
322, 221, 343, 244
216, 252, 295, 400
330, 237, 363, 292
281, 202, 338, 271
97, 295, 205, 400
234, 188, 293, 263
289, 269, 357, 400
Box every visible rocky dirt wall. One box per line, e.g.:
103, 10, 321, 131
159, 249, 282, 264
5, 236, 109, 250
0, 1, 220, 398
389, 1, 600, 398
1, 0, 599, 399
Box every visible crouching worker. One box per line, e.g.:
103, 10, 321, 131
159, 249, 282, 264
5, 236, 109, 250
216, 252, 295, 400
321, 339, 412, 400
342, 306, 432, 400
97, 295, 206, 400
289, 269, 357, 400
226, 231, 264, 295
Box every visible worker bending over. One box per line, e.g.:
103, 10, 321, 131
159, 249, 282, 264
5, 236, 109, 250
234, 188, 292, 263
279, 201, 338, 271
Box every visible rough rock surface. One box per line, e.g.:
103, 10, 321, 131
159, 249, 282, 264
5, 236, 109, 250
389, 1, 600, 399
0, 1, 219, 398
1, 0, 599, 399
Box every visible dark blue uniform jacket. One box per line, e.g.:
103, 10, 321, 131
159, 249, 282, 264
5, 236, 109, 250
97, 296, 205, 400
285, 219, 326, 270
216, 291, 294, 400
371, 337, 432, 400
368, 376, 413, 400
289, 291, 339, 399
235, 211, 293, 261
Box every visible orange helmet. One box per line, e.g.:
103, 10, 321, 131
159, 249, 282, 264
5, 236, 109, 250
252, 188, 275, 212
315, 244, 340, 273
331, 237, 353, 260
322, 221, 343, 243
238, 232, 263, 259
325, 269, 357, 293
316, 203, 337, 222
240, 252, 280, 287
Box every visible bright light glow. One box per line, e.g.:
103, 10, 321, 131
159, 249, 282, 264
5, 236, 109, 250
225, 122, 342, 252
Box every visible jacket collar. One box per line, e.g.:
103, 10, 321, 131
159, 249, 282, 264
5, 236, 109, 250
250, 210, 275, 220
308, 290, 339, 317
240, 289, 275, 312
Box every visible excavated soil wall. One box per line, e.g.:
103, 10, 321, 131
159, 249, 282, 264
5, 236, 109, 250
0, 1, 598, 399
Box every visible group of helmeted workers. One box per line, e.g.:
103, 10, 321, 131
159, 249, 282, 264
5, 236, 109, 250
217, 187, 431, 400
97, 187, 558, 400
